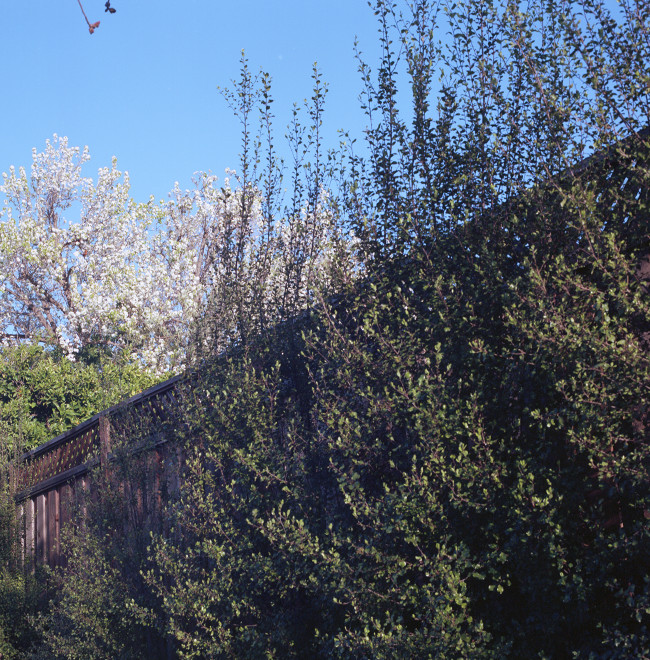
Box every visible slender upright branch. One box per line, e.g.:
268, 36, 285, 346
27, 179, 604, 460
77, 0, 100, 33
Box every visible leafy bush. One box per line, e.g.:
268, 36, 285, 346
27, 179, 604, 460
29, 416, 176, 659
0, 453, 44, 659
140, 143, 648, 655
139, 0, 650, 650
0, 344, 157, 453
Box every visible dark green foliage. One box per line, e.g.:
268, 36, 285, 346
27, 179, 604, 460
34, 533, 150, 660
31, 423, 176, 659
0, 452, 44, 659
347, 0, 650, 262
0, 566, 42, 659
144, 137, 648, 655
0, 346, 157, 658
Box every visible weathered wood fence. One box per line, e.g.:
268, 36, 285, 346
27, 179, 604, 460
13, 374, 186, 568
11, 127, 650, 568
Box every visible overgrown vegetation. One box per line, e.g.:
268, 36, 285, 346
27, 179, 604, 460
2, 0, 649, 656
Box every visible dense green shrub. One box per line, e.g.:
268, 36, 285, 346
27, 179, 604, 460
144, 174, 648, 655
0, 453, 45, 659
0, 345, 156, 658
138, 0, 650, 645
28, 435, 175, 658
0, 344, 158, 454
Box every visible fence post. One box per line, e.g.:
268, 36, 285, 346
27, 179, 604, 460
100, 416, 111, 468
36, 494, 47, 565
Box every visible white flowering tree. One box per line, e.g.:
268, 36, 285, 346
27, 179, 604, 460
0, 136, 352, 374
0, 136, 211, 373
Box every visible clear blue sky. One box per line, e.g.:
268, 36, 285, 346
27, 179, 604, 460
1, 1, 382, 203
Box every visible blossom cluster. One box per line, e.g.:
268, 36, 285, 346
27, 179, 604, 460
0, 136, 352, 374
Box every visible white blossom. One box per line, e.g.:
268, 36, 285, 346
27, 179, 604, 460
0, 137, 354, 375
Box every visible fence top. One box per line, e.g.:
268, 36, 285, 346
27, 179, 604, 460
12, 125, 650, 495
17, 373, 184, 466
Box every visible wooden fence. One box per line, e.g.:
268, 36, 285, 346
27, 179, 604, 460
13, 374, 187, 568
10, 126, 650, 569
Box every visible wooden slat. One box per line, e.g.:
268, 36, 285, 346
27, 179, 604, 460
16, 502, 24, 565
100, 416, 111, 468
80, 476, 89, 528
25, 498, 34, 566
48, 488, 60, 567
36, 494, 47, 565
59, 483, 72, 528
150, 449, 163, 530
58, 484, 73, 569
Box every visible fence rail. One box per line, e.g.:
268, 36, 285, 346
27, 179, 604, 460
15, 374, 183, 501
13, 373, 188, 568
